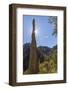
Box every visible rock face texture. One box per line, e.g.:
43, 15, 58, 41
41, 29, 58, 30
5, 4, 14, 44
29, 19, 39, 74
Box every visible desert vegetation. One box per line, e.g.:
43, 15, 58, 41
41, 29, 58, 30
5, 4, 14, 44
23, 43, 57, 74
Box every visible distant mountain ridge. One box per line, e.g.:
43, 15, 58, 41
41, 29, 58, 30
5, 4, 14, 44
23, 43, 57, 71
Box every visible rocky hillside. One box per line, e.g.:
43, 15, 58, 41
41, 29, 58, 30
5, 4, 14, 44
23, 43, 57, 72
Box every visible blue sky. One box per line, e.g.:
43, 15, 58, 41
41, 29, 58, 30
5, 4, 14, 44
23, 15, 57, 48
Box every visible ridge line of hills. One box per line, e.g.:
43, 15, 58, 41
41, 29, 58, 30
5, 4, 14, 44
23, 43, 57, 72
